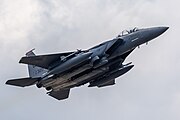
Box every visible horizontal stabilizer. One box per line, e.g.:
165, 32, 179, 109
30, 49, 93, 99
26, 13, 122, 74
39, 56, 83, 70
48, 89, 70, 100
6, 77, 40, 87
19, 52, 74, 69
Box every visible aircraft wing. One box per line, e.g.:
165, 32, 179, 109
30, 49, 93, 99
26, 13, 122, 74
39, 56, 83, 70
48, 89, 70, 100
19, 51, 73, 69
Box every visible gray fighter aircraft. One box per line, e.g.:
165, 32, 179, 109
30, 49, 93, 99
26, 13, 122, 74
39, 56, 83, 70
6, 26, 169, 100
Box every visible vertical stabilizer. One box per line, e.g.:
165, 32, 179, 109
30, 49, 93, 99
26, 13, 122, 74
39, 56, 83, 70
26, 49, 47, 78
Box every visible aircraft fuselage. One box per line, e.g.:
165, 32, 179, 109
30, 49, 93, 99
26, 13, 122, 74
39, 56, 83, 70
6, 26, 169, 100
39, 27, 169, 91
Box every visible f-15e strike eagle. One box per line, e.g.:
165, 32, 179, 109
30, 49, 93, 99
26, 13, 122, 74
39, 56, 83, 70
6, 27, 169, 100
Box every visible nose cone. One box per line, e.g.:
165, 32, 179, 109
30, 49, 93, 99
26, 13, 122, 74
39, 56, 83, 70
141, 27, 169, 42
152, 27, 169, 37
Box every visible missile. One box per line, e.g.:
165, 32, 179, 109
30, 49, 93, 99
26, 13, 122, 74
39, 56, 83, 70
89, 65, 134, 87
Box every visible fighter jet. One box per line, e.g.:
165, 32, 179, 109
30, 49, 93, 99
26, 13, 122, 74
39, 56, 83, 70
6, 26, 169, 100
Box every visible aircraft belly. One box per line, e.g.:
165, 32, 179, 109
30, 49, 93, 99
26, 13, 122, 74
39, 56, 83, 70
63, 64, 92, 79
73, 69, 105, 83
42, 64, 92, 88
52, 67, 108, 91
42, 77, 66, 88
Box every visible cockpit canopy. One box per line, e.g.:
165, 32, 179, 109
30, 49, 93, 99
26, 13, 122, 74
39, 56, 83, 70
117, 27, 139, 37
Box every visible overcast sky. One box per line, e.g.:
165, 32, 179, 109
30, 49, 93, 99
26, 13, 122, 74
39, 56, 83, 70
0, 0, 179, 120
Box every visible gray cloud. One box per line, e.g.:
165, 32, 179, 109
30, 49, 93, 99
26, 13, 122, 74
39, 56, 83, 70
0, 0, 180, 120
